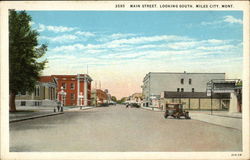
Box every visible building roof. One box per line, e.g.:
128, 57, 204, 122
149, 72, 225, 75
131, 93, 142, 97
39, 76, 55, 83
52, 74, 93, 81
162, 91, 230, 99
52, 75, 77, 78
143, 72, 225, 82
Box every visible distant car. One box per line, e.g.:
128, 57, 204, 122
100, 103, 109, 107
164, 103, 191, 119
129, 103, 140, 108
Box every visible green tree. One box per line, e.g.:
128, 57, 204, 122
9, 10, 47, 112
236, 80, 242, 87
111, 96, 117, 102
117, 97, 127, 104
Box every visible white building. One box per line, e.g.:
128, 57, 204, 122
141, 72, 225, 107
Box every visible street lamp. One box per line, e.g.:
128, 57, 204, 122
79, 92, 84, 109
58, 86, 67, 112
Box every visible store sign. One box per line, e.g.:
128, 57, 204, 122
207, 90, 211, 96
213, 89, 234, 93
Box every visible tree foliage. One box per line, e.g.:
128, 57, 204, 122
117, 97, 127, 104
111, 96, 117, 102
9, 10, 47, 111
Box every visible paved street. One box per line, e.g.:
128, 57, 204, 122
10, 105, 242, 152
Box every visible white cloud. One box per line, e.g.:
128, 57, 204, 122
201, 15, 242, 26
98, 33, 137, 42
40, 34, 78, 43
37, 24, 46, 32
87, 49, 106, 54
205, 39, 226, 44
51, 44, 85, 52
223, 15, 242, 24
197, 45, 235, 51
109, 35, 192, 45
115, 52, 147, 58
47, 55, 76, 60
166, 41, 199, 50
110, 33, 136, 39
37, 24, 77, 33
29, 21, 35, 26
75, 31, 95, 37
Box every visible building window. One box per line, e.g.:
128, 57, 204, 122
35, 86, 40, 97
181, 88, 184, 92
62, 83, 67, 89
21, 101, 26, 106
189, 79, 192, 85
177, 88, 180, 92
181, 78, 184, 84
192, 88, 195, 92
34, 101, 40, 106
71, 93, 75, 100
70, 83, 75, 90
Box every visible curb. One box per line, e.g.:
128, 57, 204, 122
65, 107, 95, 112
10, 112, 64, 123
205, 114, 242, 119
140, 107, 163, 112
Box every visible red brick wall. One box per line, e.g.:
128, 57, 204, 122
52, 75, 92, 106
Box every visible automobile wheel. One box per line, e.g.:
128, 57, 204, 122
164, 112, 168, 119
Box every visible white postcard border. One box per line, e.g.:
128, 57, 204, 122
0, 1, 249, 160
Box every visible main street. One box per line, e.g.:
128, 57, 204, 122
10, 105, 242, 152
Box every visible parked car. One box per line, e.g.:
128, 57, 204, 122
129, 103, 140, 108
100, 103, 109, 107
164, 103, 191, 119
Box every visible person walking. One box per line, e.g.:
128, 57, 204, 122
57, 101, 61, 112
126, 103, 129, 108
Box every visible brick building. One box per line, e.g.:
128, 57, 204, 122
52, 74, 92, 106
91, 89, 108, 106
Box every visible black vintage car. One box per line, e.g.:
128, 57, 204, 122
129, 103, 140, 108
164, 103, 191, 119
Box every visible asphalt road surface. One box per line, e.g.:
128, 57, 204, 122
10, 105, 242, 152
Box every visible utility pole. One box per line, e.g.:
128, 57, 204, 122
87, 64, 88, 75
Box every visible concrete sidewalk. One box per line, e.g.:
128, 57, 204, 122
140, 107, 242, 130
9, 105, 95, 122
141, 106, 163, 112
189, 111, 242, 130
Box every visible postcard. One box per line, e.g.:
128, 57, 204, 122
0, 1, 249, 160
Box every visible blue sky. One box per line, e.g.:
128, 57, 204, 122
27, 11, 243, 98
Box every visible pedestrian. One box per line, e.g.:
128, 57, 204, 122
57, 101, 61, 112
126, 103, 129, 108
60, 105, 63, 112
